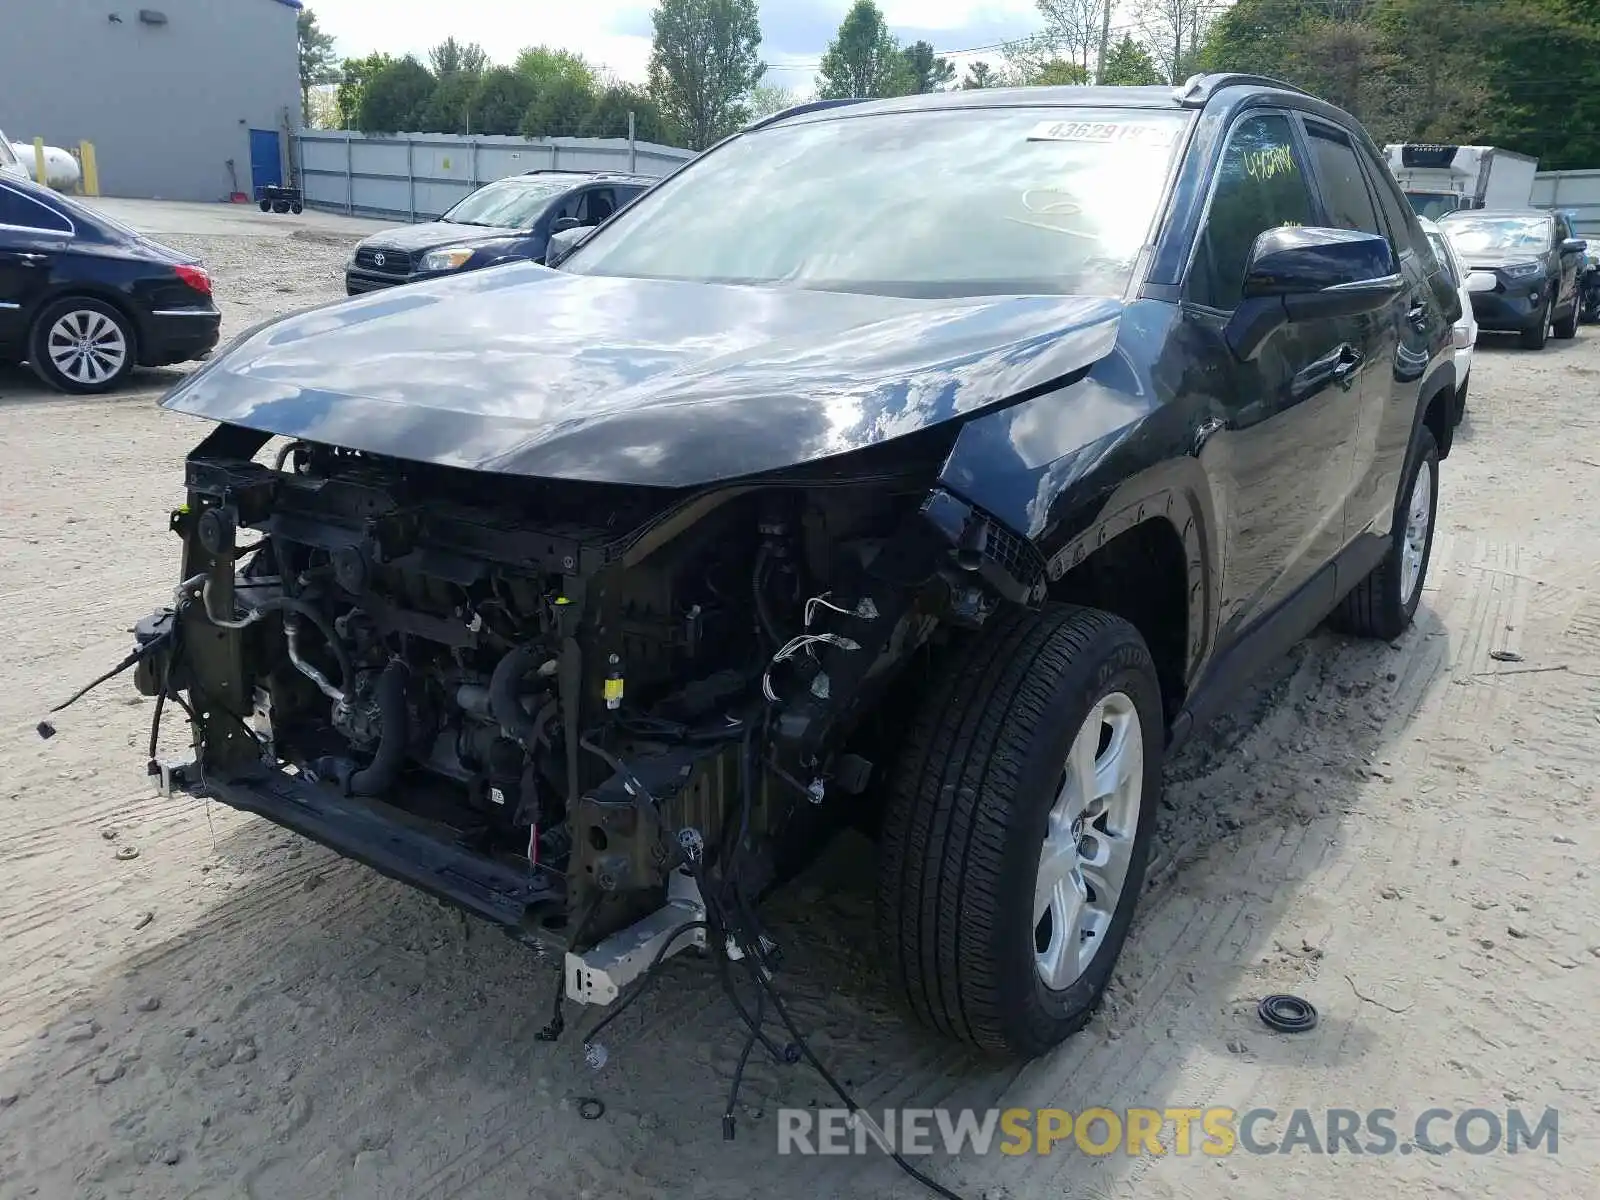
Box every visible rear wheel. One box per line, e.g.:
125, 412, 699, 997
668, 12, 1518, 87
1330, 426, 1439, 640
28, 298, 136, 394
1520, 298, 1551, 350
258, 199, 271, 212
878, 604, 1163, 1058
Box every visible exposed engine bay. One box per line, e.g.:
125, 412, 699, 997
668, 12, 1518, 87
114, 423, 1036, 1012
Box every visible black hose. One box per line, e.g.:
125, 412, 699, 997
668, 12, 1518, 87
489, 642, 544, 745
347, 660, 409, 796
752, 544, 784, 649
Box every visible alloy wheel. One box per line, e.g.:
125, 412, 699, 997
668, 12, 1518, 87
1400, 458, 1434, 606
1034, 691, 1143, 991
47, 309, 128, 387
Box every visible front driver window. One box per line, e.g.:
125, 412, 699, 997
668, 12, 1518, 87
1188, 113, 1316, 310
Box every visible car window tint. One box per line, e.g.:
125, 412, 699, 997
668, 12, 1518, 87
580, 188, 617, 225
1305, 123, 1383, 237
1361, 145, 1427, 264
1188, 113, 1315, 310
0, 185, 72, 233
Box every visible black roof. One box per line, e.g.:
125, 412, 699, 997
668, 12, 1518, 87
752, 73, 1318, 131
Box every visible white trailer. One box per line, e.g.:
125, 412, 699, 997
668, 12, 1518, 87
1382, 144, 1539, 218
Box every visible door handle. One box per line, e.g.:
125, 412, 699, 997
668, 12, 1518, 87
9, 252, 48, 267
1331, 345, 1363, 388
1406, 301, 1429, 332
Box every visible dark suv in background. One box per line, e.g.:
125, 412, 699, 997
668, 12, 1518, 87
344, 169, 651, 294
1439, 208, 1587, 348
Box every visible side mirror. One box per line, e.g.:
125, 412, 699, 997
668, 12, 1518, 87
1562, 237, 1588, 254
544, 225, 588, 268
1226, 227, 1402, 360
550, 216, 582, 235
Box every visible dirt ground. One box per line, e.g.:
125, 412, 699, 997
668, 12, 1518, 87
1, 202, 1596, 1200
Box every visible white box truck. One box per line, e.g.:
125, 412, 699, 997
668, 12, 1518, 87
1382, 144, 1539, 218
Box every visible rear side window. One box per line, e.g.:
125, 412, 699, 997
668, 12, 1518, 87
0, 185, 72, 233
1426, 233, 1458, 284
1304, 123, 1383, 237
1188, 113, 1316, 310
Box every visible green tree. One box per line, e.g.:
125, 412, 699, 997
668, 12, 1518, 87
515, 45, 600, 94
522, 75, 599, 138
1099, 34, 1164, 85
468, 67, 539, 135
962, 61, 999, 89
817, 1, 902, 98
429, 37, 489, 79
297, 9, 341, 125
649, 0, 767, 149
336, 52, 395, 128
415, 70, 480, 133
581, 84, 679, 144
748, 83, 800, 119
356, 56, 436, 134
897, 40, 957, 93
1019, 58, 1090, 85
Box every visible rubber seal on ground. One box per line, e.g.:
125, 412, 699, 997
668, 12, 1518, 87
1257, 993, 1318, 1032
577, 1097, 606, 1120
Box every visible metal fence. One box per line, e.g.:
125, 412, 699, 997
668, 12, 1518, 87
1532, 170, 1600, 239
296, 131, 695, 223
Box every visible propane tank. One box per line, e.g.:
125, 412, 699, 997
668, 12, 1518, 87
10, 142, 82, 191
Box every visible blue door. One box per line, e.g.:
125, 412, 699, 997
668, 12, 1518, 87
249, 129, 282, 191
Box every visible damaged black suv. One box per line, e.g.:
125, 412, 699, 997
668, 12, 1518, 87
120, 76, 1459, 1060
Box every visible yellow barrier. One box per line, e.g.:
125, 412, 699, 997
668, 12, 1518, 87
80, 141, 99, 196
33, 138, 46, 189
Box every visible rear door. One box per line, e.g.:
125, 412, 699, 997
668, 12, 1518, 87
1183, 109, 1364, 640
1348, 133, 1452, 542
0, 183, 73, 352
1554, 211, 1583, 312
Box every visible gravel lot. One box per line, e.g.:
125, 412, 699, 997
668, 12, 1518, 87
1, 200, 1596, 1200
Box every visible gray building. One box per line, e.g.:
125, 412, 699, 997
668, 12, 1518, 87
0, 0, 301, 203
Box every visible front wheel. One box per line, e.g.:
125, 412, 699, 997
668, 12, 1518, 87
1330, 426, 1439, 641
1521, 298, 1551, 349
878, 605, 1163, 1058
1553, 296, 1579, 340
28, 298, 136, 394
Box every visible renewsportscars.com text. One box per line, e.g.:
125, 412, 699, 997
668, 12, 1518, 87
776, 1106, 1560, 1157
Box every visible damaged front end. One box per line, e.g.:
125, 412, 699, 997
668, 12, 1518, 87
117, 420, 1043, 1010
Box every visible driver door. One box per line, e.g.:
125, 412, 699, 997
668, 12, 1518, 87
1183, 110, 1365, 645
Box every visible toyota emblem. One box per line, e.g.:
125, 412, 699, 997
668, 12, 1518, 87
373, 252, 386, 267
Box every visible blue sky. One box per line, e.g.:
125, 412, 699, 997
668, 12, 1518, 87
306, 0, 1048, 95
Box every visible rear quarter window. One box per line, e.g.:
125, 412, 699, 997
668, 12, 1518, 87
0, 185, 73, 233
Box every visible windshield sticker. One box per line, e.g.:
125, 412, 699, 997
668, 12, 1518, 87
1027, 120, 1178, 148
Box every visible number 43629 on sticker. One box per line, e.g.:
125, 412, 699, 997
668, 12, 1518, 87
1028, 120, 1177, 147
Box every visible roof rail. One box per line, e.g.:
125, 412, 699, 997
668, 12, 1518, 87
745, 97, 868, 132
1174, 73, 1312, 107
520, 167, 597, 175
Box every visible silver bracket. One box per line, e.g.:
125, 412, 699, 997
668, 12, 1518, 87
564, 869, 706, 1006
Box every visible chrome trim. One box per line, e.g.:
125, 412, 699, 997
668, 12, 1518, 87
0, 300, 20, 310
1323, 272, 1404, 293
150, 308, 221, 317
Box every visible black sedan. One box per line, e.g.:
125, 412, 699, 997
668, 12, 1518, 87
0, 175, 221, 393
1439, 208, 1588, 349
345, 170, 649, 295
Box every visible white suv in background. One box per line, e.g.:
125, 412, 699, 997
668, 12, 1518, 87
0, 132, 27, 182
1421, 215, 1477, 425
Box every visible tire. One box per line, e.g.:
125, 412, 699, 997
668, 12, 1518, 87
1453, 378, 1468, 427
291, 202, 304, 215
878, 604, 1164, 1058
1329, 426, 1439, 641
258, 199, 271, 212
1552, 296, 1579, 339
27, 297, 136, 394
1520, 298, 1550, 350
272, 201, 291, 214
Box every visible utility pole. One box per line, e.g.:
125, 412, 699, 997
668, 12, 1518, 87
1096, 0, 1113, 83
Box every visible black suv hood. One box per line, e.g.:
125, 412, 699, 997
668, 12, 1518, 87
359, 221, 524, 253
162, 264, 1122, 487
